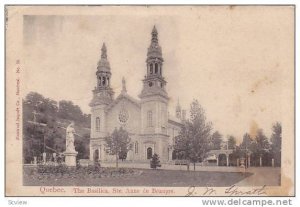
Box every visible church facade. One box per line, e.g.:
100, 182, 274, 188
89, 26, 185, 163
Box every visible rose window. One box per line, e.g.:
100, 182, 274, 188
119, 109, 129, 124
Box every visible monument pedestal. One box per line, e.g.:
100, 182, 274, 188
64, 151, 78, 167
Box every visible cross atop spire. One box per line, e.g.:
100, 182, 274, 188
121, 77, 127, 93
101, 43, 107, 59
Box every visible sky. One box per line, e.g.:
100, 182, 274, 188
22, 6, 294, 142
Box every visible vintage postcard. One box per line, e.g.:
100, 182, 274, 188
5, 5, 295, 196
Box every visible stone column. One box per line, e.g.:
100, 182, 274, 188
226, 154, 229, 166
259, 156, 262, 167
272, 158, 275, 167
216, 155, 219, 166
237, 158, 239, 167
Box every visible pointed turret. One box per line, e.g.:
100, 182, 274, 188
147, 25, 163, 61
121, 77, 127, 94
140, 25, 168, 100
101, 43, 107, 59
90, 42, 114, 107
176, 98, 182, 119
151, 25, 158, 43
97, 43, 111, 72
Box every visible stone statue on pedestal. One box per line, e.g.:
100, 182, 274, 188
64, 121, 78, 167
66, 121, 76, 152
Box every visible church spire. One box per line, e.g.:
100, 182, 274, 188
90, 42, 114, 107
151, 25, 158, 43
121, 77, 127, 94
101, 43, 107, 59
176, 98, 182, 119
139, 25, 168, 100
147, 25, 163, 62
97, 42, 110, 72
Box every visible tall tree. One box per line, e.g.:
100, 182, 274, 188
174, 99, 212, 170
240, 133, 252, 150
210, 131, 223, 150
255, 129, 270, 153
227, 135, 237, 150
270, 122, 282, 166
105, 127, 132, 168
250, 129, 271, 166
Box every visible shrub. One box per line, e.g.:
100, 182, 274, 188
150, 153, 161, 169
26, 164, 139, 181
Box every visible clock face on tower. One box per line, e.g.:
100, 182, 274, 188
118, 108, 129, 124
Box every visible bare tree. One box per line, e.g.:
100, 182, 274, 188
227, 135, 237, 150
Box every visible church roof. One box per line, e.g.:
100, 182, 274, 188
105, 92, 141, 111
168, 115, 182, 126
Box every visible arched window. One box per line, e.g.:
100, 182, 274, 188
155, 63, 158, 74
150, 64, 153, 74
134, 142, 139, 154
147, 147, 153, 159
96, 117, 100, 132
98, 76, 102, 86
102, 77, 106, 86
147, 110, 153, 127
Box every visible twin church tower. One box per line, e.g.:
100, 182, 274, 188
89, 26, 184, 162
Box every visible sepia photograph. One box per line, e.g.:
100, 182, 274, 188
5, 5, 295, 197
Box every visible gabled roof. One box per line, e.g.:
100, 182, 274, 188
168, 115, 183, 127
105, 92, 141, 111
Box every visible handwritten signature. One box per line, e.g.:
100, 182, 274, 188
186, 185, 267, 196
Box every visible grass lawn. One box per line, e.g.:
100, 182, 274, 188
24, 167, 252, 187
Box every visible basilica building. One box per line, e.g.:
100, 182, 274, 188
89, 26, 185, 163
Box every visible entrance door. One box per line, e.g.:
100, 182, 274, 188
147, 147, 153, 159
93, 149, 99, 162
